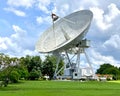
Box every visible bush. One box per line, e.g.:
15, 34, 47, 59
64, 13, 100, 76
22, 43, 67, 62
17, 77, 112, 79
29, 69, 41, 80
17, 67, 29, 80
9, 71, 20, 83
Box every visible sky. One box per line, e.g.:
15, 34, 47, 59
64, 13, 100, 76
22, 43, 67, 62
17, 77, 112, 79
0, 0, 120, 70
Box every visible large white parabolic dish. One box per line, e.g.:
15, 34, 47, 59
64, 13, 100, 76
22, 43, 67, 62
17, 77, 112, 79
36, 10, 93, 53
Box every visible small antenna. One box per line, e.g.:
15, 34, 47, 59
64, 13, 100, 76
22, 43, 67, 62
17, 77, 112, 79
51, 12, 59, 47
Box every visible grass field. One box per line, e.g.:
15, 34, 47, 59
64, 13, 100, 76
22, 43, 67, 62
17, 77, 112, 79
0, 80, 120, 96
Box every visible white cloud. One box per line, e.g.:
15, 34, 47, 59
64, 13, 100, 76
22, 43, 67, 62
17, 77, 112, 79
103, 34, 120, 49
37, 0, 51, 14
37, 4, 49, 13
36, 16, 51, 25
105, 3, 120, 22
90, 7, 112, 30
90, 3, 120, 31
11, 25, 27, 40
4, 7, 26, 17
12, 25, 26, 34
89, 49, 120, 68
37, 0, 51, 6
36, 16, 43, 24
59, 4, 69, 16
7, 0, 35, 8
6, 0, 53, 14
22, 49, 39, 56
0, 25, 37, 57
82, 0, 99, 6
52, 5, 57, 13
0, 37, 8, 50
54, 0, 99, 16
0, 36, 21, 53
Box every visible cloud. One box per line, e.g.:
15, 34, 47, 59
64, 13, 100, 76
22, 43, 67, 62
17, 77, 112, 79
11, 25, 35, 50
0, 37, 8, 50
22, 49, 39, 56
6, 0, 55, 17
11, 25, 29, 50
103, 34, 120, 50
59, 4, 69, 16
7, 0, 35, 8
88, 3, 120, 55
0, 36, 21, 53
4, 7, 26, 17
11, 25, 27, 39
0, 25, 37, 57
36, 15, 51, 25
90, 3, 120, 31
90, 7, 112, 30
5, 0, 36, 17
105, 3, 120, 22
36, 16, 43, 24
54, 0, 99, 16
89, 49, 120, 69
36, 0, 51, 14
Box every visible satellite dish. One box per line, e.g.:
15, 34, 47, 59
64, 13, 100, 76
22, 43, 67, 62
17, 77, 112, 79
35, 10, 96, 80
35, 10, 93, 53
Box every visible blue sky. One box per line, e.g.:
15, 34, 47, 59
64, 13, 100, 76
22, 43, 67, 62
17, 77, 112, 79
0, 0, 120, 70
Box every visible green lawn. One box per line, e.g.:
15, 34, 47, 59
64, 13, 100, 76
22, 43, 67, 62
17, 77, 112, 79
0, 80, 120, 96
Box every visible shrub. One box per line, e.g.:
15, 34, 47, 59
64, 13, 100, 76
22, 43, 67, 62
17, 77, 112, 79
29, 69, 41, 80
9, 71, 20, 83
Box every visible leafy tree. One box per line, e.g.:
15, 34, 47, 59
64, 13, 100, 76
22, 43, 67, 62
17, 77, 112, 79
42, 55, 64, 79
103, 67, 120, 80
96, 63, 120, 80
17, 67, 29, 80
96, 63, 114, 74
20, 55, 42, 80
0, 53, 65, 83
18, 57, 30, 79
0, 54, 13, 87
42, 55, 55, 79
28, 56, 42, 72
9, 70, 20, 83
0, 54, 27, 86
29, 69, 42, 80
20, 55, 31, 72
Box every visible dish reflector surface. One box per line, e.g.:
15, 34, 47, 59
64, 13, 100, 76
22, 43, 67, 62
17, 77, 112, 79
36, 10, 93, 53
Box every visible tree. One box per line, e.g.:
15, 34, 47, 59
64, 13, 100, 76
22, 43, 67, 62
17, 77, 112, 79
104, 67, 120, 80
96, 63, 114, 74
96, 63, 120, 80
0, 53, 12, 87
42, 55, 54, 79
0, 54, 20, 86
42, 55, 64, 79
20, 55, 42, 80
29, 69, 41, 80
9, 70, 20, 83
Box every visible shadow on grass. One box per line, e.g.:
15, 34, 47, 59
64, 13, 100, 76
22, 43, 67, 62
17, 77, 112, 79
0, 86, 21, 91
0, 81, 25, 91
